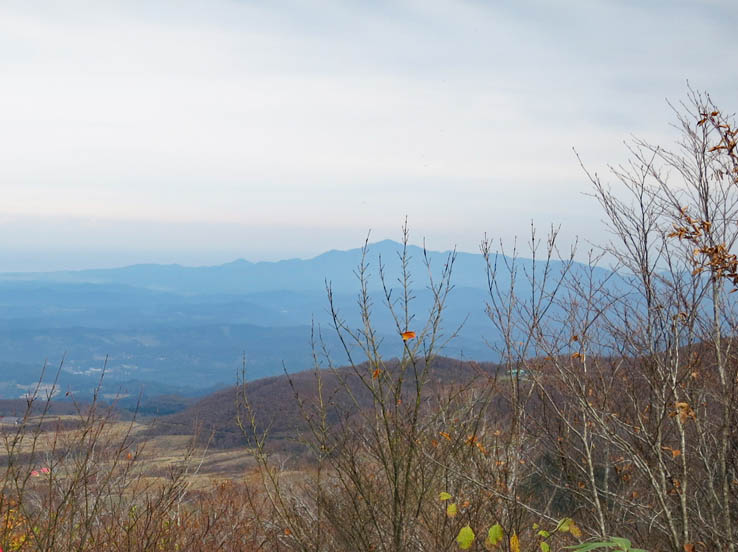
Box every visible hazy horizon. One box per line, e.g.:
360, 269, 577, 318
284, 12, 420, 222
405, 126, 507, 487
0, 237, 492, 273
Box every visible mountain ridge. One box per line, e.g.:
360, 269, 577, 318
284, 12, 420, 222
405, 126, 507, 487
0, 239, 593, 295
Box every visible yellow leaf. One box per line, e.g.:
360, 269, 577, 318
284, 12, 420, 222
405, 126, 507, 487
456, 525, 475, 550
439, 492, 452, 501
510, 533, 520, 552
484, 523, 504, 548
447, 503, 458, 518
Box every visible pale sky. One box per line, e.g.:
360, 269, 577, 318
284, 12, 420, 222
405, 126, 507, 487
1, 0, 736, 270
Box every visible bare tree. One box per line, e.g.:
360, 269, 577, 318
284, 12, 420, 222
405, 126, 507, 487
527, 89, 738, 552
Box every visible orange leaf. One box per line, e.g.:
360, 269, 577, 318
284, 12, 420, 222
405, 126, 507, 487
372, 368, 382, 379
675, 401, 695, 423
401, 331, 416, 341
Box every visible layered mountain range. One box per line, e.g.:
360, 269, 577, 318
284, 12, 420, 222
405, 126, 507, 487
0, 240, 614, 401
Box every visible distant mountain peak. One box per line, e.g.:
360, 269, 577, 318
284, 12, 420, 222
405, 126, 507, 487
223, 258, 253, 266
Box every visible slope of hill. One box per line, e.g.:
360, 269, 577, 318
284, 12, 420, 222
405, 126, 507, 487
150, 356, 500, 450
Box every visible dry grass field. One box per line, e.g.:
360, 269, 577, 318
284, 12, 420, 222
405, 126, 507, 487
1, 415, 259, 489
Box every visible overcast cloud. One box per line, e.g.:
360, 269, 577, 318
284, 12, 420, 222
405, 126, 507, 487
0, 0, 736, 270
